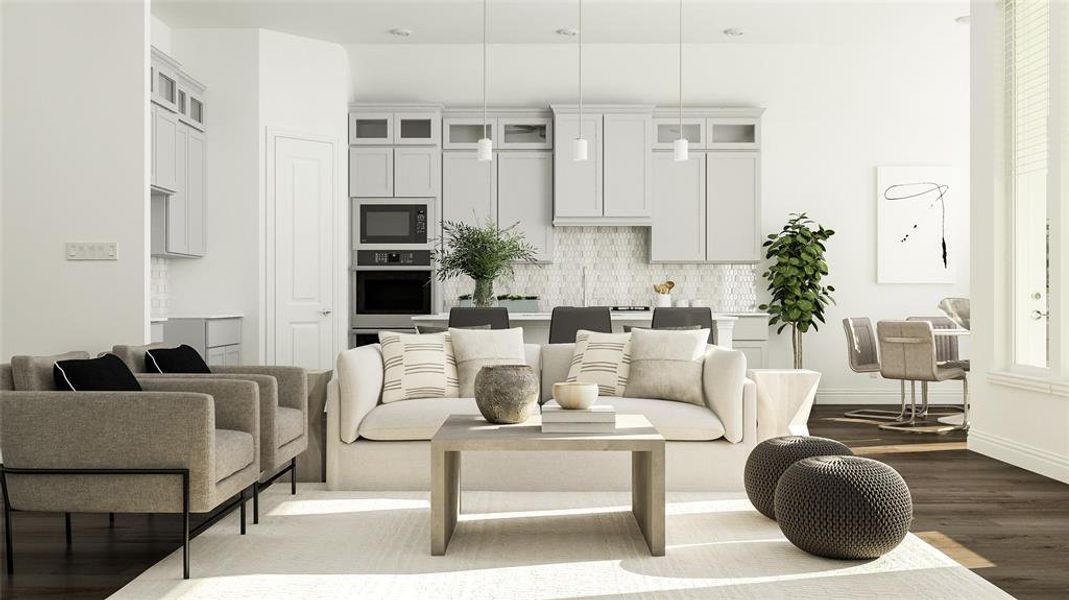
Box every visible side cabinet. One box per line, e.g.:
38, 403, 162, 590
185, 128, 207, 256
497, 152, 554, 262
349, 147, 394, 197
553, 113, 603, 220
650, 152, 706, 262
164, 317, 243, 365
394, 147, 440, 197
166, 125, 190, 254
602, 113, 652, 219
151, 105, 180, 193
706, 152, 760, 262
442, 152, 496, 226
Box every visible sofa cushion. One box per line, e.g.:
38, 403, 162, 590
145, 344, 212, 374
624, 328, 709, 406
566, 330, 632, 396
359, 397, 482, 441
215, 428, 255, 482
277, 406, 304, 446
379, 331, 459, 403
11, 351, 90, 391
449, 328, 527, 397
592, 397, 725, 441
53, 354, 143, 392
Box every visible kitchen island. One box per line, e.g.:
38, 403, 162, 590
411, 310, 769, 351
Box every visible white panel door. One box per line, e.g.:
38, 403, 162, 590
442, 151, 496, 227
706, 152, 760, 262
651, 152, 705, 262
553, 113, 602, 218
186, 127, 206, 256
167, 124, 189, 254
272, 135, 336, 370
497, 152, 554, 262
602, 112, 652, 218
349, 147, 393, 197
394, 147, 440, 197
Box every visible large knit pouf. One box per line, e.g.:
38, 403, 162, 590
744, 436, 853, 519
775, 456, 913, 560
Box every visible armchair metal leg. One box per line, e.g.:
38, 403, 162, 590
291, 457, 297, 495
109, 512, 115, 527
2, 468, 13, 575
239, 488, 247, 535
253, 481, 259, 525
181, 471, 190, 580
64, 513, 72, 546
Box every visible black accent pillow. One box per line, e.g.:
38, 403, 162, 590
145, 345, 212, 374
53, 353, 143, 392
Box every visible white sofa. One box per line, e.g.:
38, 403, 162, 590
326, 343, 757, 491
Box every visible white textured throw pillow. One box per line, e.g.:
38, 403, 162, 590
448, 327, 526, 397
565, 330, 632, 396
378, 331, 459, 403
623, 328, 709, 406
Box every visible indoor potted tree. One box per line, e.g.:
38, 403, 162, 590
433, 218, 537, 307
758, 213, 836, 368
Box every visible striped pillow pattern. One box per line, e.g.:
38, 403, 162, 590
565, 330, 632, 396
378, 331, 459, 403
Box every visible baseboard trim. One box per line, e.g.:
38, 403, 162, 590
968, 429, 1069, 484
816, 388, 965, 405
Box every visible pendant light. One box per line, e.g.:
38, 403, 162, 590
673, 0, 688, 161
573, 0, 588, 161
477, 0, 493, 161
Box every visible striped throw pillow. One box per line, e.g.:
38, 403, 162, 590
565, 330, 632, 396
378, 331, 460, 403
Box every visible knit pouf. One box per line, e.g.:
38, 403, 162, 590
744, 436, 853, 519
775, 456, 913, 560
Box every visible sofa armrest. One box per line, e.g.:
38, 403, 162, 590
702, 346, 748, 443
138, 378, 260, 447
211, 366, 308, 413
335, 345, 384, 443
741, 378, 758, 446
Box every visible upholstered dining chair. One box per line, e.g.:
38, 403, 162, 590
448, 306, 510, 329
651, 307, 715, 343
875, 320, 969, 433
841, 317, 909, 422
113, 344, 308, 525
0, 360, 259, 579
548, 306, 612, 343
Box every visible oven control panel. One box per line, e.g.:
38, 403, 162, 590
356, 250, 432, 266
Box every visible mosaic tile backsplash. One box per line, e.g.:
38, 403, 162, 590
438, 227, 759, 312
151, 256, 171, 316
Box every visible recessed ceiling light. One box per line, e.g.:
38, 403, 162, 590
722, 28, 745, 38
389, 28, 413, 37
955, 15, 971, 24
556, 27, 578, 37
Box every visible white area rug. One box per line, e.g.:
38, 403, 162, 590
112, 485, 1010, 599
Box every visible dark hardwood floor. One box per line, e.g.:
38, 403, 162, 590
2, 404, 1068, 599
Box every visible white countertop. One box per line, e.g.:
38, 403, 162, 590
155, 314, 244, 320
412, 311, 765, 322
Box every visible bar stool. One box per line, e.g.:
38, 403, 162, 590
876, 320, 968, 433
651, 307, 714, 344
448, 307, 510, 329
548, 306, 612, 343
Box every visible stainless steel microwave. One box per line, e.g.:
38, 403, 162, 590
358, 203, 428, 245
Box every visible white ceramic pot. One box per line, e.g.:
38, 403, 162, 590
654, 294, 673, 308
552, 382, 599, 409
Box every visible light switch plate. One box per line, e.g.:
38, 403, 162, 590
65, 242, 118, 261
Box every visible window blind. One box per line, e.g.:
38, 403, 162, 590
1007, 0, 1050, 175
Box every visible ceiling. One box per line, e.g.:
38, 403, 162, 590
152, 0, 970, 45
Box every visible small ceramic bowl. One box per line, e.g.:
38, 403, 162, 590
552, 382, 599, 409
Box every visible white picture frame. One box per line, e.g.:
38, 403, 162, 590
876, 165, 956, 284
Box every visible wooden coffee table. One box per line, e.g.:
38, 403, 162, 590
430, 414, 666, 556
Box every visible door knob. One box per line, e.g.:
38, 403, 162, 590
321, 308, 333, 316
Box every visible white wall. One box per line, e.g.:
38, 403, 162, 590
167, 28, 348, 363
967, 1, 1069, 484
1, 0, 149, 357
346, 36, 971, 401
151, 14, 172, 55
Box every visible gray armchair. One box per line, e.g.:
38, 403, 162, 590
113, 344, 308, 523
0, 370, 260, 579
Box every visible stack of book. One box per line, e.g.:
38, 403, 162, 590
541, 400, 616, 433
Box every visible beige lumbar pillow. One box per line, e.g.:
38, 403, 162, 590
624, 328, 709, 406
378, 331, 459, 403
566, 330, 631, 396
448, 327, 526, 397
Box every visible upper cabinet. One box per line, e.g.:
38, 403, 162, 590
705, 152, 760, 262
499, 117, 552, 150
176, 72, 207, 132
552, 106, 653, 226
349, 106, 443, 146
150, 48, 180, 113
444, 117, 495, 150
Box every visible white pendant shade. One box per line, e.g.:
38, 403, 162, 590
477, 137, 493, 161
673, 138, 689, 161
573, 137, 588, 162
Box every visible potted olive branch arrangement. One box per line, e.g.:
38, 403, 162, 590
758, 213, 836, 369
432, 218, 538, 307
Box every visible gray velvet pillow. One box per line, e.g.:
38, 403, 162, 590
11, 351, 91, 391
623, 328, 709, 406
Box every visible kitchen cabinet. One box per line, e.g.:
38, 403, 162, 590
185, 128, 206, 255
497, 152, 554, 262
176, 72, 206, 132
706, 152, 760, 262
394, 147, 440, 197
442, 152, 496, 226
552, 106, 653, 225
650, 152, 706, 262
393, 112, 440, 146
164, 316, 243, 365
349, 112, 393, 145
152, 122, 206, 258
707, 117, 760, 150
167, 125, 190, 254
444, 117, 496, 150
653, 118, 705, 150
499, 117, 552, 149
151, 104, 179, 193
350, 109, 441, 146
349, 147, 394, 197
150, 48, 180, 112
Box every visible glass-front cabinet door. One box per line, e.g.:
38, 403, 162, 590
444, 118, 496, 149
349, 112, 394, 145
653, 118, 705, 150
393, 112, 441, 146
499, 117, 552, 149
